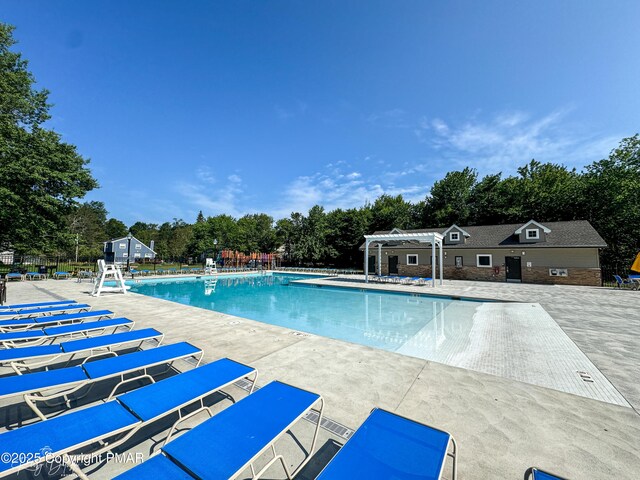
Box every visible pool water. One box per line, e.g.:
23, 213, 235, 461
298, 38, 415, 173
128, 273, 482, 360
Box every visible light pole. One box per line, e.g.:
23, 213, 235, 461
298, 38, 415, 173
126, 233, 132, 272
213, 238, 218, 263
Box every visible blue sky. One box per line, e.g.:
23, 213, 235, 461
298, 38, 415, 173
4, 1, 640, 225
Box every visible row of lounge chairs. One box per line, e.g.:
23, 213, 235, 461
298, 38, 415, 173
371, 275, 432, 286
2, 271, 71, 281
0, 298, 566, 479
278, 267, 359, 275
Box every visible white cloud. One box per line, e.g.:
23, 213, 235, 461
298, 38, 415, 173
415, 109, 620, 174
175, 173, 245, 218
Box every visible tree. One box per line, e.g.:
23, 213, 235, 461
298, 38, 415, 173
0, 23, 97, 254
66, 201, 107, 260
425, 167, 477, 226
105, 218, 128, 240
580, 135, 640, 272
369, 195, 413, 232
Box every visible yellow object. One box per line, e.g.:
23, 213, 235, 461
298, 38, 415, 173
631, 252, 640, 273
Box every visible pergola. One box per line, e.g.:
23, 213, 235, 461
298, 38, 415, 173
363, 232, 444, 286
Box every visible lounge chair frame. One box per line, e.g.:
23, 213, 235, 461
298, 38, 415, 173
0, 359, 256, 480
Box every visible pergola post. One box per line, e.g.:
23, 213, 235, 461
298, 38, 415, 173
431, 241, 435, 287
377, 243, 382, 277
439, 239, 443, 286
364, 240, 370, 283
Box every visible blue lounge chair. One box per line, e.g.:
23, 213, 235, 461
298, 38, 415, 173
316, 408, 457, 480
115, 380, 323, 480
524, 467, 568, 480
0, 303, 91, 319
0, 317, 133, 348
0, 328, 163, 373
24, 272, 46, 280
613, 274, 637, 290
4, 273, 23, 281
0, 357, 254, 478
0, 342, 203, 421
0, 299, 78, 311
0, 309, 113, 332
53, 271, 71, 279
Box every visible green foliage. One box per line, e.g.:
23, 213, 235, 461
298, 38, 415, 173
0, 23, 97, 254
105, 218, 128, 239
580, 135, 640, 271
67, 201, 107, 260
426, 167, 477, 226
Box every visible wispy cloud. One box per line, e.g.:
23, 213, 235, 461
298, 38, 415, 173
275, 101, 308, 120
414, 109, 620, 174
272, 163, 428, 217
176, 173, 245, 218
366, 108, 410, 128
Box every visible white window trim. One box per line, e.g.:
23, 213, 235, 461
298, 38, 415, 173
406, 254, 418, 266
476, 254, 492, 268
119, 243, 126, 249
134, 253, 141, 258
526, 229, 540, 239
449, 232, 460, 241
122, 253, 128, 258
135, 244, 142, 249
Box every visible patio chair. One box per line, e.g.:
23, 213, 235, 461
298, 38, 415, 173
114, 380, 323, 480
0, 317, 133, 348
0, 328, 163, 373
316, 408, 457, 480
613, 274, 637, 290
53, 271, 71, 280
0, 303, 92, 319
25, 272, 46, 281
0, 299, 78, 311
4, 273, 23, 281
0, 341, 203, 421
0, 357, 254, 479
524, 466, 568, 480
0, 309, 113, 332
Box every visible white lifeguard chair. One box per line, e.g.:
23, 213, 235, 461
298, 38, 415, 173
91, 259, 129, 297
204, 258, 218, 275
204, 277, 218, 296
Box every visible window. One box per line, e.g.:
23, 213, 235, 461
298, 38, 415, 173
144, 253, 151, 258
135, 244, 142, 249
407, 254, 418, 265
449, 232, 460, 241
476, 254, 492, 268
134, 253, 141, 258
119, 243, 126, 249
526, 229, 539, 239
455, 256, 463, 268
122, 253, 128, 258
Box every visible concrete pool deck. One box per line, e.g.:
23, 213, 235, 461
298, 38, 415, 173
1, 275, 639, 479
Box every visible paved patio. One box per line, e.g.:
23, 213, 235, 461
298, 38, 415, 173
1, 275, 639, 479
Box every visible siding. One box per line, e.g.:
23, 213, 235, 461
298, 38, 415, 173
370, 247, 600, 269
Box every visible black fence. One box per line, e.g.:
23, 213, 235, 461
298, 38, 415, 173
0, 256, 100, 277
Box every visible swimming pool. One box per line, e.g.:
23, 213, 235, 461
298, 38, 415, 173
127, 273, 483, 361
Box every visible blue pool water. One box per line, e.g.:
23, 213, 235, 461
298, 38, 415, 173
127, 273, 482, 358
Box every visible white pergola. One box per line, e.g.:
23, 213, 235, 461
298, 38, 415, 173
363, 232, 444, 286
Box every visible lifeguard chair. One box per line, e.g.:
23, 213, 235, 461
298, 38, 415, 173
91, 259, 129, 297
204, 258, 217, 275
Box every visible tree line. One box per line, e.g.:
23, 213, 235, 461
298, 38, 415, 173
59, 136, 640, 275
1, 22, 638, 273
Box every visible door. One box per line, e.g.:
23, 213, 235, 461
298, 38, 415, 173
388, 256, 399, 275
505, 256, 522, 282
368, 255, 376, 274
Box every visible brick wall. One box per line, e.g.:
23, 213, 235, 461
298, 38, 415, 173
521, 267, 601, 286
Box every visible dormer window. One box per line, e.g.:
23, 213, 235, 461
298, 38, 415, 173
526, 229, 540, 240
450, 232, 460, 241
